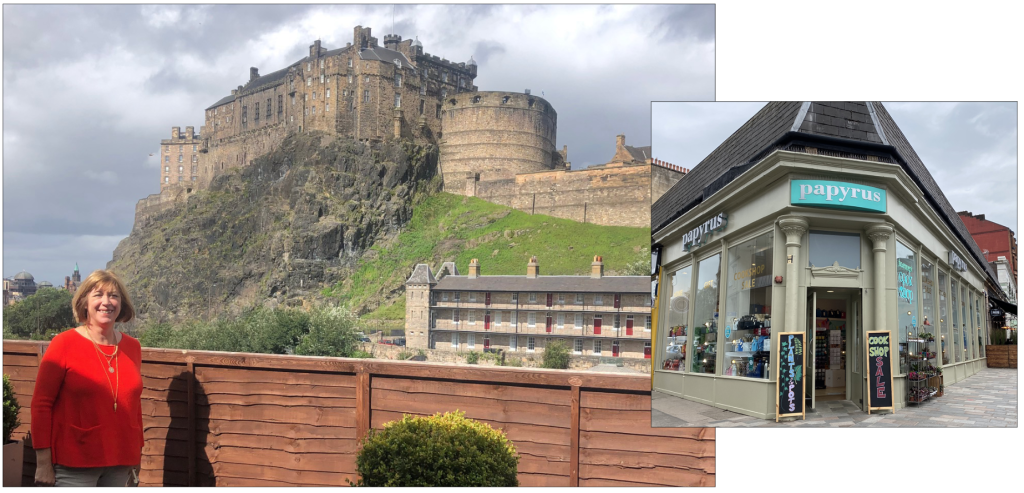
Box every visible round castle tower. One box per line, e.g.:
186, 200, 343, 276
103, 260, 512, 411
439, 91, 557, 192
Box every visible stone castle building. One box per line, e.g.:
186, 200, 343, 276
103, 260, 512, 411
141, 25, 684, 229
405, 256, 653, 359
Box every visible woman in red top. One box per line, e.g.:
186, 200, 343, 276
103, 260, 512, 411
32, 270, 144, 486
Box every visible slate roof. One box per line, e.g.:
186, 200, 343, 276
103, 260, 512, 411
359, 46, 414, 70
206, 94, 236, 110
651, 101, 1000, 288
625, 145, 651, 162
434, 275, 649, 294
406, 264, 437, 285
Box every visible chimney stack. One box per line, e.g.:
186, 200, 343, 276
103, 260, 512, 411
250, 67, 259, 82
468, 258, 480, 279
616, 134, 626, 149
527, 256, 540, 279
591, 255, 604, 279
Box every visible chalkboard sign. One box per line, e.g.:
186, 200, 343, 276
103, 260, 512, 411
866, 330, 894, 413
775, 332, 805, 421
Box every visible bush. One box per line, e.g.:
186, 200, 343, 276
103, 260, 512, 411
396, 351, 413, 360
353, 411, 519, 486
2, 289, 76, 339
541, 340, 570, 369
294, 306, 361, 357
465, 351, 480, 364
4, 374, 21, 444
992, 329, 1007, 345
504, 357, 523, 367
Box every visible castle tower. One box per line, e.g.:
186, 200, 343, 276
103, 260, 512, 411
439, 91, 558, 194
404, 264, 437, 349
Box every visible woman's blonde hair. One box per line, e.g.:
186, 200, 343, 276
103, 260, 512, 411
71, 270, 135, 324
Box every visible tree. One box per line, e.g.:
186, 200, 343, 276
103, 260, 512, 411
623, 246, 651, 276
2, 289, 76, 339
541, 339, 571, 369
294, 306, 362, 357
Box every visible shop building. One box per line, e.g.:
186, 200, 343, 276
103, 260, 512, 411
405, 256, 652, 358
651, 102, 1006, 418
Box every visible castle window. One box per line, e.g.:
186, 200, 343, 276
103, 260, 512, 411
164, 176, 169, 183
459, 77, 465, 88
348, 74, 353, 84
291, 94, 295, 105
472, 95, 481, 104
394, 94, 401, 108
307, 77, 312, 86
191, 164, 197, 173
441, 89, 447, 99
254, 102, 259, 121
165, 146, 169, 153
313, 92, 317, 100
179, 145, 183, 152
178, 165, 184, 173
164, 156, 169, 163
419, 99, 424, 115
394, 73, 402, 87
326, 89, 330, 98
364, 90, 370, 102
192, 155, 197, 162
320, 59, 324, 69
348, 58, 353, 68
442, 72, 448, 82
528, 99, 535, 108
192, 176, 197, 182
502, 96, 510, 104
278, 95, 283, 118
165, 166, 169, 172
436, 104, 441, 119
192, 145, 197, 152
420, 83, 426, 96
178, 154, 183, 162
178, 176, 183, 182
320, 74, 324, 84
307, 62, 311, 71
365, 76, 370, 83
242, 106, 247, 128
266, 98, 272, 119
326, 102, 329, 112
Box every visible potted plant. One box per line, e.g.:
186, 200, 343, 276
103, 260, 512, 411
3, 374, 24, 487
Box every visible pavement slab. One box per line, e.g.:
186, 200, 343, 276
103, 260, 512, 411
652, 367, 1017, 428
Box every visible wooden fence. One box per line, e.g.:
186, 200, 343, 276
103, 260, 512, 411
3, 340, 714, 487
986, 345, 1017, 368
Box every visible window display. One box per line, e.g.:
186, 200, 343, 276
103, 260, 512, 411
938, 270, 949, 365
920, 259, 937, 367
691, 254, 721, 374
960, 285, 968, 360
895, 240, 917, 374
724, 231, 774, 379
951, 279, 960, 363
663, 265, 692, 371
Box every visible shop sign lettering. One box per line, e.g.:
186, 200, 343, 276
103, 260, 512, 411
897, 259, 914, 303
866, 331, 894, 410
683, 212, 727, 252
776, 333, 804, 418
948, 250, 967, 272
790, 180, 886, 213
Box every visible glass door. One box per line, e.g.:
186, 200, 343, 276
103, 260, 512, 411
849, 292, 864, 409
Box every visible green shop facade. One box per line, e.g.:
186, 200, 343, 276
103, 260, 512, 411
651, 102, 1002, 419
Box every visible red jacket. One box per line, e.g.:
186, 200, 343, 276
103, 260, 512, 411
31, 329, 144, 467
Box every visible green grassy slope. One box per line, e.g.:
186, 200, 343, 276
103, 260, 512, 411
324, 192, 650, 320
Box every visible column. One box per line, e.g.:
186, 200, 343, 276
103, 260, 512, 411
866, 223, 894, 332
778, 215, 809, 333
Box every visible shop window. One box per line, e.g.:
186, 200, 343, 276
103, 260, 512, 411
951, 279, 961, 363
895, 240, 917, 374
663, 264, 692, 372
976, 295, 984, 358
724, 231, 774, 379
920, 259, 937, 367
691, 254, 721, 374
808, 231, 861, 269
960, 284, 968, 361
574, 339, 583, 354
967, 289, 975, 359
938, 271, 949, 365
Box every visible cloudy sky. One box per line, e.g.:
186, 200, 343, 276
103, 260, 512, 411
653, 102, 1019, 236
2, 4, 716, 285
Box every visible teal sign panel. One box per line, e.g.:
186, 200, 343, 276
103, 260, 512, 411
790, 180, 886, 213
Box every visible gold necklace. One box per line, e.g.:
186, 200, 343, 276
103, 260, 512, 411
87, 334, 120, 412
84, 328, 119, 372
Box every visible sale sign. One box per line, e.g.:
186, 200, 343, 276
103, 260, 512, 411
866, 330, 894, 413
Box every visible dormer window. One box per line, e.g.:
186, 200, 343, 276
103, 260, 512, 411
394, 58, 401, 68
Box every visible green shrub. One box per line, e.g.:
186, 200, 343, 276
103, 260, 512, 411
353, 411, 519, 486
396, 351, 413, 360
992, 329, 1007, 345
465, 351, 480, 364
504, 357, 523, 367
541, 340, 570, 369
3, 374, 21, 444
417, 349, 427, 358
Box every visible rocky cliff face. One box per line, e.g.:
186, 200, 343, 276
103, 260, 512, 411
109, 133, 440, 323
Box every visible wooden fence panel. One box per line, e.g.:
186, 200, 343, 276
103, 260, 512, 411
578, 390, 715, 487
3, 341, 714, 487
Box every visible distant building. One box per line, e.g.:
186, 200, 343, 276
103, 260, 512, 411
62, 264, 82, 293
405, 256, 652, 359
5, 271, 37, 304
958, 211, 1017, 293
161, 127, 202, 192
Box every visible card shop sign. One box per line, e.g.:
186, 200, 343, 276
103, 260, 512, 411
866, 331, 894, 412
775, 332, 805, 421
948, 250, 967, 272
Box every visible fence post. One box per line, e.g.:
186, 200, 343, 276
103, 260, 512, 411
185, 359, 196, 486
568, 377, 582, 487
356, 370, 371, 442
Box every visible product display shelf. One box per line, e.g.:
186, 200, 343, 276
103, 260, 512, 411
724, 313, 771, 379
662, 326, 687, 371
814, 331, 828, 389
906, 335, 941, 405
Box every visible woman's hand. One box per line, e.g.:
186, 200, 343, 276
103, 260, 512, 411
34, 449, 55, 486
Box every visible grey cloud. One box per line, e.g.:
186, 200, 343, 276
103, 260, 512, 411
651, 4, 716, 43
472, 41, 506, 66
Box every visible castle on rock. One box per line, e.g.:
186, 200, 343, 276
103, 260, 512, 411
143, 25, 684, 229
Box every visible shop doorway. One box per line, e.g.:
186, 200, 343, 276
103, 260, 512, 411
805, 288, 862, 411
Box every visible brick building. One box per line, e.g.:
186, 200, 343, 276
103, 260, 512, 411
957, 211, 1017, 291
160, 126, 202, 191
405, 256, 652, 359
